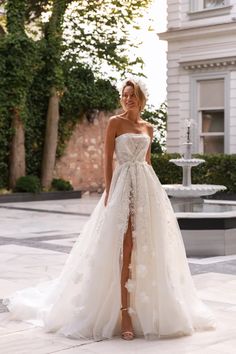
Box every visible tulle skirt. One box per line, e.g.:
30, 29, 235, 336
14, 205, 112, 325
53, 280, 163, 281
4, 163, 216, 340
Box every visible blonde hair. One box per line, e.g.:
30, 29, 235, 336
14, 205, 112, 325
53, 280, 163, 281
121, 80, 147, 111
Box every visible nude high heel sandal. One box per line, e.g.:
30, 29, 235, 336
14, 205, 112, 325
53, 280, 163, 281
120, 307, 135, 340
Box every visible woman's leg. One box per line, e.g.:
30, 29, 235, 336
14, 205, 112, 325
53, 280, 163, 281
121, 216, 134, 335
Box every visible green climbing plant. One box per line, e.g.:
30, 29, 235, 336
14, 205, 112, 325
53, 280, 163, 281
0, 0, 39, 187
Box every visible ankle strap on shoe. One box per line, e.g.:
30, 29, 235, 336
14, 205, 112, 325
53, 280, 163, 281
120, 307, 128, 311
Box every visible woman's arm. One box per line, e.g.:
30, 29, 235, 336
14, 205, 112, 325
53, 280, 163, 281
146, 125, 154, 165
104, 117, 117, 206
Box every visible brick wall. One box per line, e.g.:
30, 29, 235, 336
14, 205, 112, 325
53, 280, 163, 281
54, 111, 117, 192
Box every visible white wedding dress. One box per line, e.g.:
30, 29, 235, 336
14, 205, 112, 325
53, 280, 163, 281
4, 133, 215, 340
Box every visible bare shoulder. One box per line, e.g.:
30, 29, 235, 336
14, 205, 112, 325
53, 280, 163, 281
143, 121, 154, 136
112, 112, 126, 121
108, 115, 119, 123
107, 115, 120, 129
144, 121, 154, 129
140, 119, 153, 127
107, 113, 126, 131
105, 116, 120, 139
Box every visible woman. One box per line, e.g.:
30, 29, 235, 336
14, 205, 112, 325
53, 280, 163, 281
104, 80, 154, 340
4, 78, 215, 341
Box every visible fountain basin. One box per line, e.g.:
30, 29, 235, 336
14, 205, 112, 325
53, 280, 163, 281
174, 200, 236, 257
164, 184, 226, 198
169, 158, 205, 167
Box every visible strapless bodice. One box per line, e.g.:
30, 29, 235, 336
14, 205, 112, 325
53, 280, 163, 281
115, 133, 150, 165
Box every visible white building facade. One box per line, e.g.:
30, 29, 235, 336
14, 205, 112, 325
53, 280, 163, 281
159, 0, 236, 154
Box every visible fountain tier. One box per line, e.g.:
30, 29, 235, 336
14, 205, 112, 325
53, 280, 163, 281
164, 184, 226, 198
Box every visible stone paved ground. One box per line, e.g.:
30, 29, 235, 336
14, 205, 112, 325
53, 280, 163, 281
1, 194, 236, 354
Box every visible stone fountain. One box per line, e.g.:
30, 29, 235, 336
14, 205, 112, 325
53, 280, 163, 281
162, 121, 236, 257
163, 120, 226, 212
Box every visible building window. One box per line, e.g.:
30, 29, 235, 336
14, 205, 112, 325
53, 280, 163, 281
198, 79, 225, 153
204, 0, 225, 8
191, 0, 228, 12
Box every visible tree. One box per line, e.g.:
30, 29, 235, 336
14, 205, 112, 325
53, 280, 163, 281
0, 0, 37, 188
40, 1, 68, 188
38, 0, 152, 188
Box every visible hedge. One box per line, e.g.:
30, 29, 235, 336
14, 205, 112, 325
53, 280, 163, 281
14, 175, 41, 193
2, 153, 236, 194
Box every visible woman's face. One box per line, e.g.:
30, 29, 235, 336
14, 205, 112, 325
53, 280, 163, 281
121, 85, 140, 112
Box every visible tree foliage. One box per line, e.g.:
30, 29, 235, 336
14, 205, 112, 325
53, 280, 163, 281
0, 0, 151, 188
142, 102, 167, 154
62, 0, 151, 73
